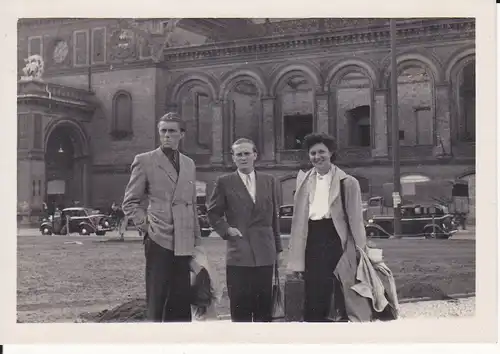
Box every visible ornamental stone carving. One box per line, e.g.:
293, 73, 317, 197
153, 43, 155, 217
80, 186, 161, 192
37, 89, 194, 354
20, 55, 44, 81
109, 29, 136, 61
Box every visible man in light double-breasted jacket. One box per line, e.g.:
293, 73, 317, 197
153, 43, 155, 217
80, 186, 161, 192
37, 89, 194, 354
122, 112, 201, 322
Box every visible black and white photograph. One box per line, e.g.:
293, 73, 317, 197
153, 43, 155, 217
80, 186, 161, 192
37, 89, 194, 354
2, 0, 498, 346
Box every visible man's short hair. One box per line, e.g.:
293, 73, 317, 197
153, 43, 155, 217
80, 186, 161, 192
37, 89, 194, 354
303, 133, 336, 161
157, 112, 185, 132
231, 138, 257, 154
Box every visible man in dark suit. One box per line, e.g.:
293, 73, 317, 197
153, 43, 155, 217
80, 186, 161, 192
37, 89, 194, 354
207, 138, 283, 322
122, 112, 201, 322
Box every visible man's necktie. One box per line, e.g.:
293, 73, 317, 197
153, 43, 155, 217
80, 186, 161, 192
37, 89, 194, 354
245, 174, 255, 203
162, 147, 179, 173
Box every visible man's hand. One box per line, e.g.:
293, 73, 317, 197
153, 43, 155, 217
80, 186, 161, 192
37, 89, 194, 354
227, 227, 243, 238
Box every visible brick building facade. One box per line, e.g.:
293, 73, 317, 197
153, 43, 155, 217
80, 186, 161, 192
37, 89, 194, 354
17, 18, 475, 221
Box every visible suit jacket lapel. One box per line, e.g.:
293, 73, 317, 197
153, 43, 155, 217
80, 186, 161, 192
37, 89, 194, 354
231, 172, 255, 208
178, 153, 186, 182
172, 153, 189, 201
254, 172, 266, 207
154, 148, 178, 184
329, 166, 348, 207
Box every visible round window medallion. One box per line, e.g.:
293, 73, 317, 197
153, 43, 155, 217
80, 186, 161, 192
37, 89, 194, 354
53, 40, 69, 63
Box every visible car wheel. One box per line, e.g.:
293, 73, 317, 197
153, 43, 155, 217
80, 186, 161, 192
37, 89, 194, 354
95, 231, 106, 236
79, 226, 90, 236
423, 227, 437, 239
41, 227, 52, 235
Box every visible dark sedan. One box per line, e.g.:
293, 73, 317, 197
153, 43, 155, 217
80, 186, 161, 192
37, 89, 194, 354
365, 204, 458, 239
40, 207, 113, 236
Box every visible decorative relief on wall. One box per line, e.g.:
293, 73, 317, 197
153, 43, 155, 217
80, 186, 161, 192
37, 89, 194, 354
109, 29, 136, 61
52, 40, 69, 64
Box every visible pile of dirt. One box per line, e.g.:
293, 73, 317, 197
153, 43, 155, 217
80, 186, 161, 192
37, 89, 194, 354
93, 238, 143, 244
397, 282, 452, 300
80, 299, 147, 322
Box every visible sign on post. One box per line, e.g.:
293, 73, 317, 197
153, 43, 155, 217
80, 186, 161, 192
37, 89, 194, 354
392, 192, 401, 208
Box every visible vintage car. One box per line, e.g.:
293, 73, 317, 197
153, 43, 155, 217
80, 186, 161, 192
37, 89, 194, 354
365, 204, 458, 239
279, 204, 294, 235
39, 207, 113, 236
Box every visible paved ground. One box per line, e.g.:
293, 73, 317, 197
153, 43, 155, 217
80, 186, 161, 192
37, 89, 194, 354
17, 233, 475, 323
17, 227, 476, 239
68, 297, 477, 323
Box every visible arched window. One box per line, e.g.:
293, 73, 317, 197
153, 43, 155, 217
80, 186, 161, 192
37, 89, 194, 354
177, 82, 214, 154
228, 80, 261, 152
278, 72, 314, 150
395, 66, 433, 146
346, 105, 371, 147
333, 69, 372, 149
111, 91, 133, 139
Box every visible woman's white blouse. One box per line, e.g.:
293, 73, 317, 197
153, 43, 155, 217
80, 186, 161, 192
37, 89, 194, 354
308, 167, 333, 220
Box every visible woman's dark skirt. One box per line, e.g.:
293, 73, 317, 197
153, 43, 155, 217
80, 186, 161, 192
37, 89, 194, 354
303, 218, 346, 322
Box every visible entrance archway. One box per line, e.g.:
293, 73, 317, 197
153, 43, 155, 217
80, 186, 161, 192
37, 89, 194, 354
45, 120, 90, 212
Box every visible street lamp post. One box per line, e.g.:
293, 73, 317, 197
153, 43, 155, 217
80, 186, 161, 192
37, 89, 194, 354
88, 31, 93, 92
390, 19, 402, 238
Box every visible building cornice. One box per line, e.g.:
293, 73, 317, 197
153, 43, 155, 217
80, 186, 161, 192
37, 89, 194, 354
161, 18, 474, 67
17, 79, 97, 113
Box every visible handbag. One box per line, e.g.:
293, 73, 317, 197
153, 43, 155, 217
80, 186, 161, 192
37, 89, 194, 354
284, 272, 304, 322
271, 262, 285, 321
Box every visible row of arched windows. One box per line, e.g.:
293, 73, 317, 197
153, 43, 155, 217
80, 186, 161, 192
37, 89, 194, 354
168, 54, 475, 157
108, 55, 475, 150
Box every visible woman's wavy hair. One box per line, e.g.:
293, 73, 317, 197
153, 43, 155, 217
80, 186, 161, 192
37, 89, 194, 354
302, 132, 337, 162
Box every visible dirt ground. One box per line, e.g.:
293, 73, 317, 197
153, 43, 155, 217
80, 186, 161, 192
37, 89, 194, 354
17, 235, 475, 322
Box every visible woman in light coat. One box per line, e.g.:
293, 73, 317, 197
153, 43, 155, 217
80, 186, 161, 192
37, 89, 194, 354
287, 133, 369, 322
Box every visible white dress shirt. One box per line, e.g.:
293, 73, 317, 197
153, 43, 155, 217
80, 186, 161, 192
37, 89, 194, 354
238, 170, 256, 203
309, 166, 334, 220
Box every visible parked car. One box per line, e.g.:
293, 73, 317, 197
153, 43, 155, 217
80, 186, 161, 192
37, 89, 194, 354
279, 204, 294, 235
197, 204, 213, 237
365, 204, 458, 239
39, 207, 113, 236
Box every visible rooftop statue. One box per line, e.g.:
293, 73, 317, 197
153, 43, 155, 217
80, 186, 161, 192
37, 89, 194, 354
20, 54, 45, 81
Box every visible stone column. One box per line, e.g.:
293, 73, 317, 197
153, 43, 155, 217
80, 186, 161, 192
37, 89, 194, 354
82, 160, 90, 206
434, 84, 452, 157
210, 100, 224, 164
261, 96, 276, 162
372, 89, 389, 158
316, 91, 330, 134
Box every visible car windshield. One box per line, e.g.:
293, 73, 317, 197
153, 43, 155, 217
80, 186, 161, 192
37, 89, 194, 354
280, 206, 293, 217
65, 209, 87, 217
